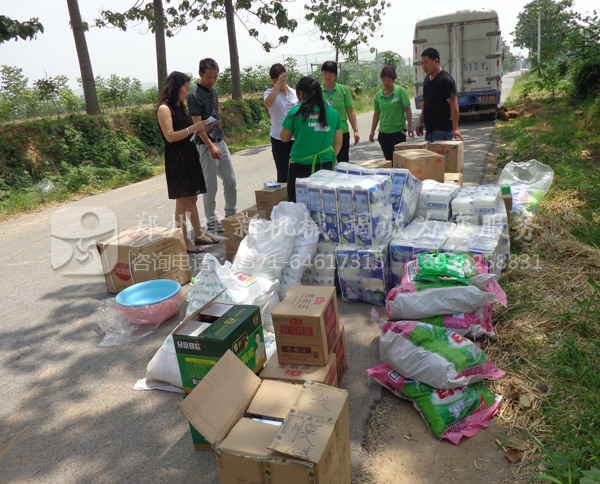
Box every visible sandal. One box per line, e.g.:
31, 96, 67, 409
194, 235, 219, 245
186, 246, 205, 254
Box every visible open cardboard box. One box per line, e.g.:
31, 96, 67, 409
179, 350, 351, 484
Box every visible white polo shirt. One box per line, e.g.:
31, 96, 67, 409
263, 86, 298, 140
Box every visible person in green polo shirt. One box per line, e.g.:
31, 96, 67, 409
369, 65, 414, 160
321, 61, 359, 162
280, 76, 343, 202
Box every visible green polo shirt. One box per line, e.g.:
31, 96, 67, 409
322, 82, 353, 134
374, 85, 411, 133
282, 103, 343, 165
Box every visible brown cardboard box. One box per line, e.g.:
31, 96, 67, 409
96, 226, 190, 294
332, 327, 348, 386
255, 184, 287, 217
359, 159, 392, 169
179, 350, 351, 484
272, 286, 340, 366
221, 210, 268, 261
260, 351, 338, 387
247, 379, 303, 420
394, 140, 429, 151
444, 172, 464, 187
428, 140, 464, 173
392, 149, 446, 182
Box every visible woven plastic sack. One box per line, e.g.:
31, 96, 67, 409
373, 309, 504, 389
367, 363, 501, 444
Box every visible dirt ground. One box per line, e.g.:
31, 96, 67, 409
356, 390, 523, 484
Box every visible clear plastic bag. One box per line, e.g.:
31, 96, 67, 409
96, 296, 181, 346
498, 159, 554, 194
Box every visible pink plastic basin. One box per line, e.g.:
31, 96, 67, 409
117, 289, 182, 325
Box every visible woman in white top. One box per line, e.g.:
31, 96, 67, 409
263, 63, 298, 183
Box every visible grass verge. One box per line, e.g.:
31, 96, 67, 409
487, 74, 600, 483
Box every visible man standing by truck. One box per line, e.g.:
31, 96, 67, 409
415, 47, 464, 142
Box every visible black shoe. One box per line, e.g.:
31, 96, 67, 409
186, 246, 205, 254
206, 221, 224, 234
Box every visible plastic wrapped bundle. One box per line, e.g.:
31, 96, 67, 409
451, 185, 502, 215
301, 240, 338, 286
389, 219, 455, 287
353, 175, 393, 246
441, 224, 503, 275
415, 180, 461, 221
336, 242, 390, 305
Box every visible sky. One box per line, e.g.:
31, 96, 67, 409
1, 0, 598, 90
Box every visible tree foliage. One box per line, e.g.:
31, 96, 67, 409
304, 0, 390, 63
0, 15, 43, 43
512, 0, 576, 66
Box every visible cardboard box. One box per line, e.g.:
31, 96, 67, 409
221, 210, 268, 260
179, 350, 351, 484
260, 351, 338, 387
428, 140, 464, 173
173, 302, 267, 394
332, 326, 348, 386
255, 184, 287, 217
96, 226, 191, 294
392, 149, 446, 182
359, 159, 392, 169
444, 172, 464, 187
272, 286, 340, 366
394, 140, 429, 151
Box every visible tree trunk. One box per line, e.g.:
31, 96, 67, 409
224, 0, 243, 100
66, 0, 100, 115
153, 0, 168, 93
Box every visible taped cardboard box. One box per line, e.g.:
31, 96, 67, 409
428, 140, 464, 173
173, 302, 267, 394
255, 184, 287, 217
444, 172, 464, 187
179, 350, 351, 484
221, 210, 268, 261
260, 351, 338, 387
394, 140, 429, 151
392, 149, 446, 182
359, 159, 392, 169
332, 326, 348, 386
272, 285, 340, 366
96, 226, 190, 294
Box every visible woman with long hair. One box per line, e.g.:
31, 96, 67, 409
157, 71, 218, 254
280, 76, 343, 202
369, 65, 414, 160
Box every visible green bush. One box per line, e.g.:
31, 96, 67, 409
571, 58, 600, 100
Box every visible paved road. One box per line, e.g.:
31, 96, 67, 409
0, 73, 518, 484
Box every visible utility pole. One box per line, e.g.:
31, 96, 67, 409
537, 10, 541, 73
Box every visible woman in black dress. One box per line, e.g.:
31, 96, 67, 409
157, 71, 218, 253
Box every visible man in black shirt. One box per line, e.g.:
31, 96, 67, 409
415, 48, 464, 142
188, 58, 237, 234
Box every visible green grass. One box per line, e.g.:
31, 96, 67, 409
495, 74, 600, 482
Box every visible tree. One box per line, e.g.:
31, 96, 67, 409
512, 0, 576, 67
304, 0, 390, 63
501, 39, 521, 72
66, 0, 100, 115
97, 1, 297, 100
0, 15, 43, 43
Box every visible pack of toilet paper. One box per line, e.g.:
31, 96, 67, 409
389, 219, 456, 287
335, 163, 421, 229
415, 180, 461, 221
297, 170, 393, 246
336, 242, 390, 305
441, 224, 504, 275
451, 185, 502, 215
301, 240, 338, 286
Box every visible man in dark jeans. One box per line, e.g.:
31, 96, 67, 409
415, 47, 464, 142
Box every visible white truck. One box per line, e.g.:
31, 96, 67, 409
413, 9, 503, 120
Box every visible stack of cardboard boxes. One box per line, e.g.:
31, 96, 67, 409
393, 140, 465, 186
269, 285, 347, 388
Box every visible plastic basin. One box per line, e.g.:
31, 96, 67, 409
116, 279, 182, 325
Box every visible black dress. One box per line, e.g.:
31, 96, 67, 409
158, 102, 207, 199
